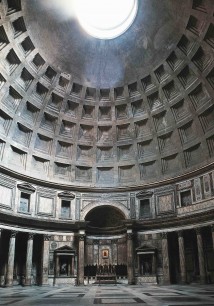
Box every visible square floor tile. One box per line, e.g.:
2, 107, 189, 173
94, 297, 145, 304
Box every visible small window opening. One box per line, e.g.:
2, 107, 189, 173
180, 190, 192, 207
61, 200, 71, 218
140, 199, 151, 218
19, 192, 30, 212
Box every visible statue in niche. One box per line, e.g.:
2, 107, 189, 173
140, 258, 152, 275
60, 262, 68, 275
144, 261, 151, 274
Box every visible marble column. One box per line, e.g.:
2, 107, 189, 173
41, 235, 50, 285
127, 230, 134, 285
25, 233, 34, 286
78, 231, 85, 285
74, 255, 77, 276
196, 228, 206, 284
55, 255, 60, 277
0, 229, 2, 258
5, 231, 17, 287
178, 230, 186, 283
71, 256, 75, 276
0, 229, 2, 285
211, 225, 214, 250
161, 232, 170, 284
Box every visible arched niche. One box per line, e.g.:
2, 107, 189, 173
84, 205, 126, 228
81, 201, 129, 221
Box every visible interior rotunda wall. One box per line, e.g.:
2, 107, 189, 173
0, 0, 213, 287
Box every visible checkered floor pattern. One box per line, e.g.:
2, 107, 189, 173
0, 284, 213, 306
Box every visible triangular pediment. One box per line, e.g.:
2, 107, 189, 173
55, 245, 75, 252
136, 190, 153, 199
58, 191, 75, 199
136, 244, 156, 252
17, 183, 36, 193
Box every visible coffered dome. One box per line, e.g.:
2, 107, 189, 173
0, 0, 213, 189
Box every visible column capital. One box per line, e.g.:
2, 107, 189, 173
79, 234, 85, 241
177, 230, 184, 238
161, 232, 168, 239
10, 231, 17, 238
210, 224, 214, 232
28, 233, 35, 240
195, 228, 201, 235
44, 234, 51, 241
127, 233, 134, 240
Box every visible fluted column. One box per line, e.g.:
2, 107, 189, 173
78, 231, 85, 285
5, 231, 17, 287
127, 230, 134, 285
178, 231, 186, 283
161, 232, 170, 284
196, 228, 206, 284
25, 233, 34, 286
41, 235, 50, 285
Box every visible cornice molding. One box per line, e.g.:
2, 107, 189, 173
0, 162, 214, 193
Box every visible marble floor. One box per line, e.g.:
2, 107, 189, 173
0, 284, 213, 306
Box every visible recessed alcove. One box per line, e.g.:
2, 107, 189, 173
85, 206, 125, 229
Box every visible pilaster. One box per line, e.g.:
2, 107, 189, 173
177, 230, 186, 283
41, 235, 50, 285
78, 230, 85, 285
127, 230, 135, 285
161, 232, 170, 285
195, 228, 206, 284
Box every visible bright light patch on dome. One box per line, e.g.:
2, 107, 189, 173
73, 0, 138, 39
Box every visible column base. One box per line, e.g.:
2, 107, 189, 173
200, 278, 206, 284
24, 279, 32, 286
5, 281, 13, 287
128, 281, 135, 285
180, 275, 187, 284
77, 280, 84, 286
162, 280, 171, 285
41, 283, 49, 286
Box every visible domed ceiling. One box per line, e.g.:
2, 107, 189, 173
23, 0, 190, 88
0, 0, 213, 189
